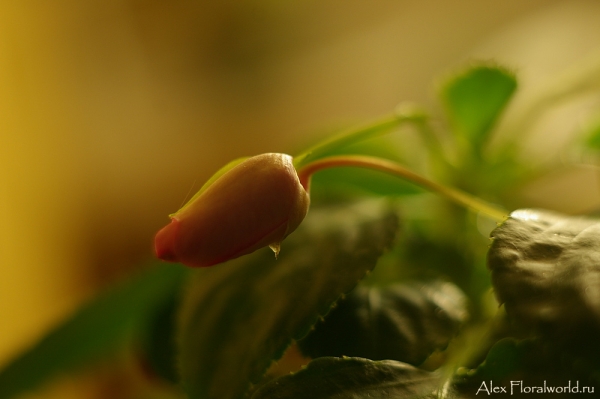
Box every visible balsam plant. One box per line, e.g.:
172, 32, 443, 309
2, 61, 600, 399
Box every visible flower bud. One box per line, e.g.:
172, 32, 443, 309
155, 153, 310, 267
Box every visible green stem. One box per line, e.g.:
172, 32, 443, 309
296, 155, 507, 222
293, 109, 428, 169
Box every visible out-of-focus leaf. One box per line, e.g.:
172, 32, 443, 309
178, 200, 399, 399
583, 119, 600, 150
463, 338, 524, 381
298, 281, 468, 365
251, 356, 457, 399
487, 209, 600, 335
0, 264, 188, 399
140, 287, 181, 384
441, 64, 516, 151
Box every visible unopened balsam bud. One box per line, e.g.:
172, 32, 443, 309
155, 153, 310, 267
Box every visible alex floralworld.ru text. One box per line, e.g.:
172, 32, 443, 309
476, 380, 595, 395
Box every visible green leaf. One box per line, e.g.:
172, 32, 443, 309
139, 286, 182, 384
298, 281, 468, 365
441, 64, 517, 151
488, 209, 600, 337
178, 200, 399, 399
251, 357, 455, 399
464, 338, 524, 381
0, 263, 188, 399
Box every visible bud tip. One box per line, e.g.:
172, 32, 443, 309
154, 218, 180, 262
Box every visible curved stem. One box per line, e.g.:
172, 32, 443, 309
293, 114, 399, 169
297, 155, 507, 222
293, 105, 434, 170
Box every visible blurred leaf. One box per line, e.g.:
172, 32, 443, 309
178, 200, 399, 399
465, 338, 524, 381
488, 209, 600, 337
140, 286, 181, 384
583, 119, 600, 150
251, 356, 456, 399
298, 281, 468, 365
0, 263, 188, 399
441, 64, 516, 151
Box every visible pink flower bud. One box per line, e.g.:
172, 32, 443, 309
155, 153, 310, 267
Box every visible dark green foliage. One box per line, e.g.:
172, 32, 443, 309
251, 357, 457, 399
464, 338, 524, 381
486, 209, 600, 387
457, 338, 600, 397
140, 288, 181, 384
177, 201, 399, 399
298, 281, 468, 365
488, 209, 600, 337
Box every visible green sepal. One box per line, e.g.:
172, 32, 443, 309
170, 157, 248, 217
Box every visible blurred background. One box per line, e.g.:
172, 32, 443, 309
2, 0, 600, 397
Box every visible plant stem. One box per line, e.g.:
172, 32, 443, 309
293, 106, 432, 169
296, 155, 507, 222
